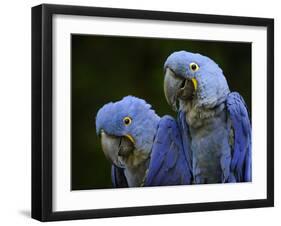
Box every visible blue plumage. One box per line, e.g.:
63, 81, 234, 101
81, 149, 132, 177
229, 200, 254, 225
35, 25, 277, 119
226, 92, 252, 182
111, 166, 128, 188
164, 50, 252, 183
96, 96, 160, 153
145, 115, 192, 186
96, 96, 192, 187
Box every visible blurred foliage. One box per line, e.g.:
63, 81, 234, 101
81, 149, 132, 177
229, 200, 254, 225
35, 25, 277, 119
71, 34, 251, 190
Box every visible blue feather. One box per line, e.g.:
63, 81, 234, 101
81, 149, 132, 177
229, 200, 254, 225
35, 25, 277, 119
144, 116, 192, 186
111, 166, 128, 188
177, 111, 193, 177
226, 92, 252, 182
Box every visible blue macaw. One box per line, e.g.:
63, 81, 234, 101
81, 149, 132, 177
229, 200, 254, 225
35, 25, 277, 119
163, 51, 251, 184
96, 96, 192, 187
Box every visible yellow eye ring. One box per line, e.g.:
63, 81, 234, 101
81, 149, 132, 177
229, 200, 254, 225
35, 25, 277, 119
123, 116, 132, 126
189, 62, 199, 72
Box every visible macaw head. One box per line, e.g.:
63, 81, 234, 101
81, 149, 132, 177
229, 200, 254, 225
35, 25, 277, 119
163, 51, 230, 111
96, 96, 160, 168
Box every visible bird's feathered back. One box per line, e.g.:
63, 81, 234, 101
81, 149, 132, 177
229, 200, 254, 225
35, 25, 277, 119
226, 92, 252, 182
144, 115, 192, 186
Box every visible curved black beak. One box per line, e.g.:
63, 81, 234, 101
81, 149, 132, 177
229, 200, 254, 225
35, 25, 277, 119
100, 131, 134, 168
164, 68, 197, 111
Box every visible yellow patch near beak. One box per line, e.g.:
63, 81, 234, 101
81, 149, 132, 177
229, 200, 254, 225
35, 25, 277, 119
191, 78, 198, 91
125, 134, 135, 144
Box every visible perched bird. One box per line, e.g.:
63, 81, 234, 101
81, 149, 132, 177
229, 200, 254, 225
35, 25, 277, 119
96, 96, 192, 187
163, 51, 251, 184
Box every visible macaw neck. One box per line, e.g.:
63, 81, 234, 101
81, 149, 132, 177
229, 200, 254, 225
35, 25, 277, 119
180, 100, 226, 129
123, 153, 150, 187
122, 148, 150, 168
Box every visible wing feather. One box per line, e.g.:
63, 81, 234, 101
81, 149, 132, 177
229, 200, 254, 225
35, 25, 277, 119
177, 111, 193, 170
226, 92, 252, 182
144, 116, 192, 186
111, 165, 128, 188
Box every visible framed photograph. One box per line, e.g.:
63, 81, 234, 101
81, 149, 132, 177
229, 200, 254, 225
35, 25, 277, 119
32, 4, 274, 221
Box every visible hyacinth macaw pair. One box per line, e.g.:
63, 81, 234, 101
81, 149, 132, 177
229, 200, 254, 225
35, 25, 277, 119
95, 51, 252, 187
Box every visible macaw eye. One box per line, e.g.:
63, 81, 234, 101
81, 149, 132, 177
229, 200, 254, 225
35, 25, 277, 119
123, 116, 132, 126
189, 62, 199, 72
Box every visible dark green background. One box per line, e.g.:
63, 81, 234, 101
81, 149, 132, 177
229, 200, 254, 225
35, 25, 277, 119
71, 34, 251, 190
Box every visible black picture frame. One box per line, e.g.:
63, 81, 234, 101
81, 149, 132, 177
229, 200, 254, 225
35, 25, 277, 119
32, 3, 274, 222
